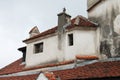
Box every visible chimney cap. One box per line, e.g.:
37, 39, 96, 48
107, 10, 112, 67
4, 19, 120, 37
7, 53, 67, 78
57, 8, 71, 17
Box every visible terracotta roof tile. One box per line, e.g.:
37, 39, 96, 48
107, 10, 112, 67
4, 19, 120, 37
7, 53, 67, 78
76, 55, 99, 60
0, 57, 120, 80
23, 16, 97, 42
53, 61, 120, 80
44, 72, 56, 80
0, 58, 24, 75
0, 73, 39, 80
0, 58, 74, 75
71, 15, 97, 27
23, 27, 57, 42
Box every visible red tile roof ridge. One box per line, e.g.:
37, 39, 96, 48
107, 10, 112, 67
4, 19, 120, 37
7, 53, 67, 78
74, 15, 97, 24
71, 16, 97, 28
76, 55, 99, 60
23, 26, 57, 42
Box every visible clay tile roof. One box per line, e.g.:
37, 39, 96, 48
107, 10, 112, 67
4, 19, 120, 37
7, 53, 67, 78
76, 55, 99, 60
0, 58, 74, 75
23, 15, 97, 42
0, 58, 24, 75
71, 15, 97, 27
53, 61, 120, 80
0, 73, 39, 80
44, 72, 56, 80
23, 26, 57, 42
0, 58, 120, 80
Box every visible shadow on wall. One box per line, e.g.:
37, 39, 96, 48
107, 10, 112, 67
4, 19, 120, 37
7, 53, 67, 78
89, 2, 120, 58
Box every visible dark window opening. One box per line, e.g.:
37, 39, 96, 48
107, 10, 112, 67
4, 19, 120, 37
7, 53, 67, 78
68, 34, 73, 46
34, 42, 43, 53
18, 46, 26, 62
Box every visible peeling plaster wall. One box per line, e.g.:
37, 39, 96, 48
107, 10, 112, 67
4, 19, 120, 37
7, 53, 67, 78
88, 0, 120, 57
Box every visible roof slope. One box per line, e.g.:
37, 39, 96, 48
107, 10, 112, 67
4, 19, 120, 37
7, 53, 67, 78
23, 15, 97, 42
0, 58, 120, 80
0, 74, 39, 80
0, 58, 74, 75
0, 58, 24, 75
53, 61, 120, 80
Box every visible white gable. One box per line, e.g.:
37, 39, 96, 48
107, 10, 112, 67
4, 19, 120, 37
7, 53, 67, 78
37, 73, 48, 80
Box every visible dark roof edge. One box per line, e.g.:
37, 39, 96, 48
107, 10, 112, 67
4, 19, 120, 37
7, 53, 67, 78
87, 0, 102, 12
18, 46, 26, 51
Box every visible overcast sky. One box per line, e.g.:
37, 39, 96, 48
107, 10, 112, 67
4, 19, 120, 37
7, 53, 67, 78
0, 0, 87, 69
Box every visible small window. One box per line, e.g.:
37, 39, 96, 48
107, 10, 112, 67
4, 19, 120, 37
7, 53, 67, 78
34, 42, 43, 53
68, 34, 73, 46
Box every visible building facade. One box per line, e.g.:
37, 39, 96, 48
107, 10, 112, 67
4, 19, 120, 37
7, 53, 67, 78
0, 1, 120, 80
23, 10, 98, 67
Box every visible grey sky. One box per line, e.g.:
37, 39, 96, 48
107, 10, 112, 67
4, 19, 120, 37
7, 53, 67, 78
0, 0, 87, 68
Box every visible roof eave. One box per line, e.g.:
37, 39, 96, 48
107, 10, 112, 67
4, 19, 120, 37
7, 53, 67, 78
87, 0, 102, 12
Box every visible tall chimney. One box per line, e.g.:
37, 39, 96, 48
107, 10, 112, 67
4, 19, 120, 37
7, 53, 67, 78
57, 8, 71, 32
57, 8, 71, 50
57, 8, 71, 62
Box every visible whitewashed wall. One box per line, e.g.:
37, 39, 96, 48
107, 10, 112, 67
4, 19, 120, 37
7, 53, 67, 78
26, 29, 98, 67
26, 35, 58, 67
64, 30, 97, 60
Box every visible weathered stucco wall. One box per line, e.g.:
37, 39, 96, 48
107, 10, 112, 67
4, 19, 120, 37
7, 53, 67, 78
88, 0, 120, 57
64, 30, 97, 60
26, 29, 98, 67
26, 35, 58, 67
